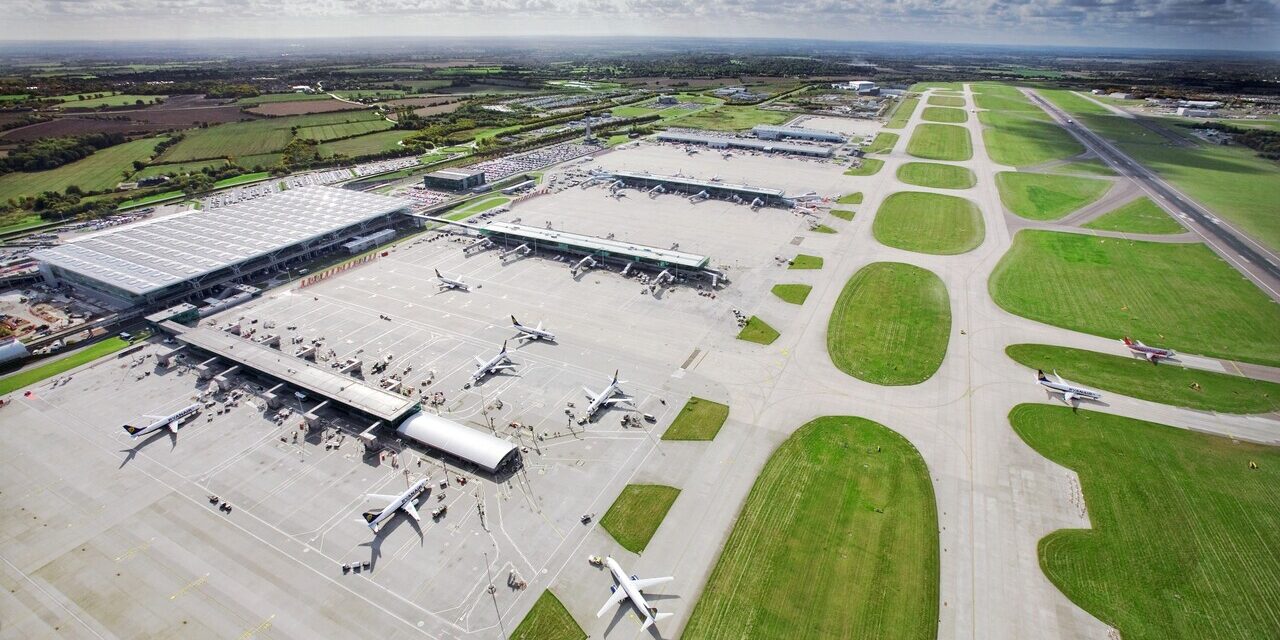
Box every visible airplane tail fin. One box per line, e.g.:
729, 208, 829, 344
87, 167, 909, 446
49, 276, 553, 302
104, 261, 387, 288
511, 315, 521, 327
501, 340, 508, 354
641, 612, 673, 631
361, 511, 379, 524
612, 369, 620, 384
1122, 336, 1134, 346
1036, 369, 1048, 381
122, 424, 142, 436
435, 268, 443, 278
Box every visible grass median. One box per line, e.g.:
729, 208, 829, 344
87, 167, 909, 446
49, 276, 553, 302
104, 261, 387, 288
599, 484, 681, 553
828, 262, 950, 385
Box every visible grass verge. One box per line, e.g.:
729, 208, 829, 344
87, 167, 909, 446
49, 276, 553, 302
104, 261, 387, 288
885, 96, 919, 129
771, 284, 812, 305
662, 397, 731, 441
1010, 404, 1280, 640
511, 591, 586, 640
921, 106, 968, 123
0, 336, 135, 396
873, 191, 984, 255
828, 263, 950, 385
830, 209, 855, 221
996, 171, 1111, 220
843, 158, 884, 176
897, 162, 976, 189
737, 316, 780, 345
599, 485, 681, 553
683, 416, 938, 640
1083, 197, 1184, 234
863, 132, 899, 153
789, 254, 823, 269
906, 124, 972, 161
836, 192, 863, 205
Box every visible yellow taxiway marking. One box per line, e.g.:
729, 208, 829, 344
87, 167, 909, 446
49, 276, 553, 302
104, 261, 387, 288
240, 614, 276, 639
169, 573, 209, 600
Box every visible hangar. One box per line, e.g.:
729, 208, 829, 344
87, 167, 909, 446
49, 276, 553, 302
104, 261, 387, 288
31, 186, 410, 307
396, 412, 520, 474
656, 131, 834, 158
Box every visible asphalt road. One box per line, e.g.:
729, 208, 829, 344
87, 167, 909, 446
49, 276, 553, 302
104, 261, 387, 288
1025, 89, 1280, 300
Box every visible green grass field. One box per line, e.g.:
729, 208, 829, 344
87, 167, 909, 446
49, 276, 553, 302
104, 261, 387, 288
1039, 88, 1280, 254
0, 336, 136, 396
1010, 404, 1280, 640
927, 95, 966, 107
909, 82, 963, 91
683, 416, 938, 640
1007, 344, 1280, 414
118, 190, 184, 209
237, 153, 284, 169
668, 105, 790, 131
511, 591, 586, 640
996, 172, 1111, 220
979, 110, 1085, 167
991, 230, 1280, 366
830, 209, 854, 220
843, 158, 884, 176
737, 316, 780, 345
863, 132, 899, 153
790, 254, 823, 269
813, 223, 836, 234
131, 159, 227, 180
1083, 197, 1184, 234
906, 124, 972, 161
885, 96, 919, 129
0, 136, 165, 204
662, 397, 731, 440
236, 93, 334, 105
1056, 159, 1116, 176
771, 284, 812, 305
836, 192, 862, 205
828, 263, 951, 385
296, 119, 394, 142
319, 130, 411, 157
921, 106, 968, 123
897, 162, 976, 189
445, 195, 510, 221
158, 111, 387, 163
599, 485, 681, 553
873, 192, 984, 255
212, 172, 269, 189
60, 94, 163, 109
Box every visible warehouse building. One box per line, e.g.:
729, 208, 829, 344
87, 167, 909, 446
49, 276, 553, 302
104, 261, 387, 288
32, 186, 410, 308
396, 412, 520, 474
608, 170, 789, 207
752, 124, 847, 144
423, 168, 487, 192
656, 131, 834, 158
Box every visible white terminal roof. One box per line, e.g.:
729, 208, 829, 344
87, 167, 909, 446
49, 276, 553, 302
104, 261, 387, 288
396, 412, 519, 473
609, 170, 785, 198
656, 131, 834, 156
482, 221, 710, 269
32, 186, 409, 296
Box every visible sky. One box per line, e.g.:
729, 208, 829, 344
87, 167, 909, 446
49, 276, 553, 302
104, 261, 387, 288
2, 0, 1278, 51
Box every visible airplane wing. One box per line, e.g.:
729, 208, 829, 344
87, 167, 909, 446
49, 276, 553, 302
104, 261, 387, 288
596, 589, 630, 618
167, 421, 180, 433
367, 494, 400, 502
475, 356, 487, 367
603, 394, 636, 406
1064, 392, 1077, 404
143, 414, 168, 419
583, 387, 600, 401
492, 363, 517, 371
631, 576, 673, 591
535, 322, 543, 332
401, 501, 422, 522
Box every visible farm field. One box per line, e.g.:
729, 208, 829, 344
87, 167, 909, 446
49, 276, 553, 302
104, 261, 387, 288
1010, 404, 1280, 640
1006, 344, 1280, 414
319, 130, 412, 157
236, 93, 333, 105
921, 106, 968, 123
661, 397, 730, 441
296, 119, 394, 142
927, 95, 966, 107
131, 159, 228, 180
1038, 87, 1280, 253
897, 162, 976, 189
238, 153, 283, 169
996, 171, 1111, 220
157, 111, 390, 162
843, 158, 884, 176
874, 191, 984, 255
60, 94, 163, 109
737, 316, 779, 345
667, 105, 789, 131
829, 262, 950, 385
0, 136, 165, 204
510, 591, 585, 640
682, 416, 938, 640
907, 123, 972, 161
885, 96, 919, 129
1083, 197, 1184, 234
990, 230, 1280, 367
598, 485, 680, 554
771, 284, 812, 305
248, 99, 368, 116
862, 132, 899, 153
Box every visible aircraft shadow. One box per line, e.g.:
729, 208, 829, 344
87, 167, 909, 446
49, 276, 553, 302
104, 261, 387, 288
359, 511, 423, 572
119, 429, 177, 469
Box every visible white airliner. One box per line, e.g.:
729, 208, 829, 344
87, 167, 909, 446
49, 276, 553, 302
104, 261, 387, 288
1123, 337, 1175, 363
470, 341, 517, 384
595, 556, 674, 631
1037, 369, 1102, 404
511, 316, 556, 343
122, 403, 202, 439
435, 269, 470, 292
362, 477, 429, 533
583, 370, 635, 418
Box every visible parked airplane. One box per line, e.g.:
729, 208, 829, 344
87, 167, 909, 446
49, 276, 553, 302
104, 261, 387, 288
122, 403, 201, 439
435, 269, 470, 292
1036, 370, 1102, 404
595, 556, 674, 631
511, 316, 556, 343
1123, 337, 1175, 363
362, 477, 429, 533
583, 370, 635, 418
470, 341, 517, 384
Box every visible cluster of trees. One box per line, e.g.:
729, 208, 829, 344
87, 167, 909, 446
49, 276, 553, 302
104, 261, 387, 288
0, 132, 126, 174
1192, 122, 1280, 160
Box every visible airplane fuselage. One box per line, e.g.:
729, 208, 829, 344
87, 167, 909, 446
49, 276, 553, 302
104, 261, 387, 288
1037, 372, 1102, 402
607, 557, 656, 622
124, 403, 201, 439
367, 478, 429, 532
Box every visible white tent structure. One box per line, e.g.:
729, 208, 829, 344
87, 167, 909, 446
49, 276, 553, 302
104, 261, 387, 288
396, 412, 520, 473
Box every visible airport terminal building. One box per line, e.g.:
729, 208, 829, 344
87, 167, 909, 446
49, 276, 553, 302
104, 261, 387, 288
607, 170, 789, 207
32, 186, 411, 308
752, 124, 847, 143
656, 131, 834, 158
